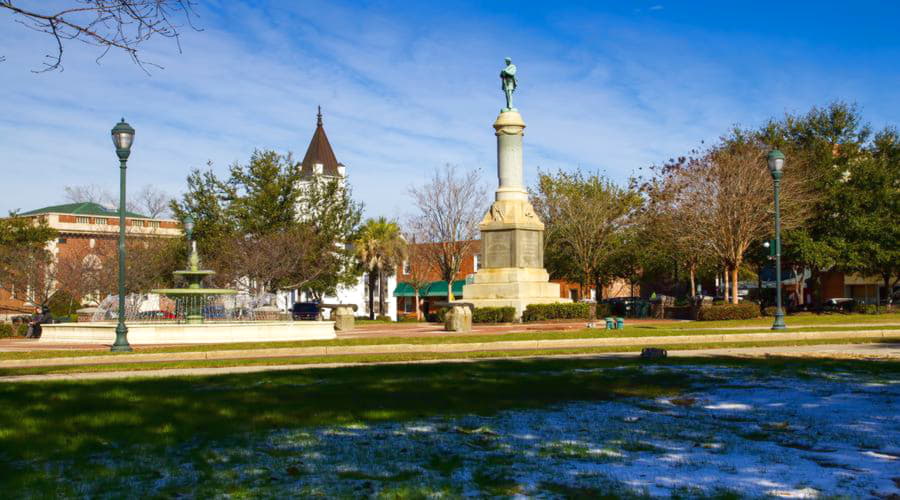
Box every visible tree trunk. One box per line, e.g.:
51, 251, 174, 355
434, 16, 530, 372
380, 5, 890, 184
689, 264, 696, 299
378, 271, 387, 319
723, 267, 730, 303
414, 290, 421, 321
731, 264, 740, 304
884, 273, 893, 311
810, 268, 823, 310
367, 272, 376, 320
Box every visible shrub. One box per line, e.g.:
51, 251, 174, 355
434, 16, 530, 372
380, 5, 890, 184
697, 302, 759, 321
522, 302, 591, 322
762, 306, 777, 317
595, 303, 612, 318
0, 323, 28, 338
48, 291, 79, 318
427, 307, 449, 323
853, 303, 879, 315
375, 315, 392, 322
472, 307, 516, 323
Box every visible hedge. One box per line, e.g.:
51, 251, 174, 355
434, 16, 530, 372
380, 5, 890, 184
426, 307, 449, 323
523, 302, 590, 322
472, 307, 516, 324
0, 323, 28, 338
697, 302, 759, 321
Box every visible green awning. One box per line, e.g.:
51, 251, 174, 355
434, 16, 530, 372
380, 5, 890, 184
393, 282, 420, 297
395, 280, 467, 298
422, 280, 466, 298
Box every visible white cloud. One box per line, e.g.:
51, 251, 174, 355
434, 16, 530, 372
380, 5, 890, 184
0, 1, 896, 220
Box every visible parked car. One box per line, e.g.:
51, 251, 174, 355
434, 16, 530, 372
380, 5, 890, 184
136, 310, 176, 320
291, 302, 320, 321
823, 298, 856, 312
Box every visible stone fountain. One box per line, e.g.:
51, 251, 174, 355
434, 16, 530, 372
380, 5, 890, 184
151, 221, 237, 324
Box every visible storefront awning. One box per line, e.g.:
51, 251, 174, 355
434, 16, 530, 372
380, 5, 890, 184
423, 280, 466, 297
393, 282, 420, 297
394, 280, 466, 298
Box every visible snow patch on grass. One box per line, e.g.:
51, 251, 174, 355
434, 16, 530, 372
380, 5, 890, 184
11, 365, 900, 498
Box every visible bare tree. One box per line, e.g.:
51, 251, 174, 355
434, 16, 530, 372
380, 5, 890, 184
65, 183, 172, 218
64, 184, 115, 206
53, 242, 105, 308
642, 163, 715, 297
665, 137, 814, 303
216, 226, 336, 296
407, 165, 486, 300
399, 232, 435, 321
134, 184, 172, 218
1, 0, 199, 73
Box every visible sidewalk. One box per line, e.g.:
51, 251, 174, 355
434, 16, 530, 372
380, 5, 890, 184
3, 328, 898, 369
3, 342, 898, 382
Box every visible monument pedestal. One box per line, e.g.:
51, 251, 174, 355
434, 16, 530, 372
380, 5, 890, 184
463, 110, 567, 320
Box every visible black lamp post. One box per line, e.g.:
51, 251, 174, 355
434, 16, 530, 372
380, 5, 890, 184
110, 118, 135, 352
767, 149, 787, 331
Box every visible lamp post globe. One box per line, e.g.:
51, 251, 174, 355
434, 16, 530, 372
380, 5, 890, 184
110, 118, 135, 352
767, 149, 785, 177
183, 215, 195, 241
768, 148, 787, 331
111, 118, 135, 158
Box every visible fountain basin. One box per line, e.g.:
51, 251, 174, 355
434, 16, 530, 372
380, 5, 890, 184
39, 321, 336, 345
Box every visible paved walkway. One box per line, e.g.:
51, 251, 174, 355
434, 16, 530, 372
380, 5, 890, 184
2, 342, 897, 382
4, 328, 897, 369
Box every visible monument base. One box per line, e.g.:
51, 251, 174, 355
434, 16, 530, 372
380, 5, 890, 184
463, 267, 569, 321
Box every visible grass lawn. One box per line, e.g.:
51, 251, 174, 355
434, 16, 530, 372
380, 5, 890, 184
2, 336, 898, 377
666, 312, 900, 329
1, 355, 898, 496
3, 322, 899, 362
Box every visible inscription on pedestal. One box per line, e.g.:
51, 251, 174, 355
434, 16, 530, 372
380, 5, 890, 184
485, 231, 512, 268
518, 230, 541, 268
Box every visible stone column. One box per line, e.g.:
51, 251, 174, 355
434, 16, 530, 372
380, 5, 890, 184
494, 111, 528, 202
462, 110, 568, 320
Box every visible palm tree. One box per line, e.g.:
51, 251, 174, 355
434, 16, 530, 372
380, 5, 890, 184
354, 217, 407, 320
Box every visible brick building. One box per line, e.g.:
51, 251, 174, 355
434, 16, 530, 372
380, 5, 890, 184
0, 202, 181, 319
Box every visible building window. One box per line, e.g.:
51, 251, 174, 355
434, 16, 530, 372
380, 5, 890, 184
132, 219, 144, 227
75, 216, 90, 224
474, 254, 481, 272
403, 297, 415, 313
96, 218, 108, 225
148, 221, 160, 228
402, 260, 410, 275
58, 237, 67, 244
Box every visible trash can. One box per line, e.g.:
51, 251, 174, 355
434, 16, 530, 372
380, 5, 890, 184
616, 317, 625, 329
605, 317, 615, 329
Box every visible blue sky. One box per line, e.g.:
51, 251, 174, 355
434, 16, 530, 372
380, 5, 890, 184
1, 1, 898, 219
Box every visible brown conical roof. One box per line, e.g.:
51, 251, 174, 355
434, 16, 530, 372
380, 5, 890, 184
301, 106, 341, 177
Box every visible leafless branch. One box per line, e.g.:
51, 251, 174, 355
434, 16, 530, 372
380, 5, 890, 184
1, 0, 200, 73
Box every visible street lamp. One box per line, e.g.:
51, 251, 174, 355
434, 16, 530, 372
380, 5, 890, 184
767, 149, 787, 330
111, 118, 135, 352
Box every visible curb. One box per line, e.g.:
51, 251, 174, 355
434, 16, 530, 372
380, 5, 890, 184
1, 329, 897, 369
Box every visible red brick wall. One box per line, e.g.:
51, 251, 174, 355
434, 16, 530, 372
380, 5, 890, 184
821, 271, 845, 299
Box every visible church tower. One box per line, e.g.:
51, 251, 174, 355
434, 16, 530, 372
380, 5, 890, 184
300, 106, 345, 180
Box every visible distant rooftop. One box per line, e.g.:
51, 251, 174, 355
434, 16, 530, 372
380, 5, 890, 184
300, 106, 343, 178
19, 202, 149, 219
